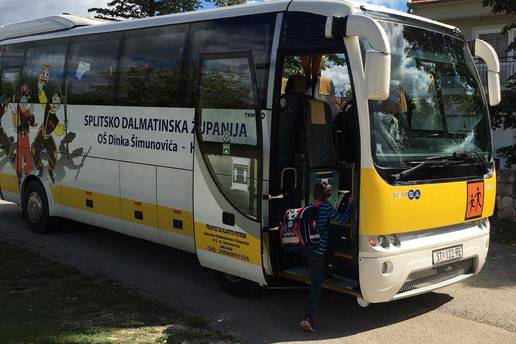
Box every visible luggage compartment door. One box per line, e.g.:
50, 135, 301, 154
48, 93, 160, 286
193, 53, 265, 284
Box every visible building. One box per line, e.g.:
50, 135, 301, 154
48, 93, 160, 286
408, 0, 515, 170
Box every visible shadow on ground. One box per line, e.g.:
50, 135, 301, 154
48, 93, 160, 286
0, 203, 459, 343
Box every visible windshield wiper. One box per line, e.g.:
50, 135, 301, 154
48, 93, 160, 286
391, 152, 474, 181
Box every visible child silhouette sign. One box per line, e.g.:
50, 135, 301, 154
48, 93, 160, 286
465, 181, 484, 219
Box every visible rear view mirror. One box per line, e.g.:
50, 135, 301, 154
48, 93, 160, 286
365, 51, 391, 100
325, 14, 391, 101
472, 39, 501, 106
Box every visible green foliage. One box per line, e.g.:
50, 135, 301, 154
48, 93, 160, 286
209, 0, 246, 6
482, 0, 516, 52
483, 0, 516, 167
88, 0, 204, 20
88, 0, 246, 21
282, 56, 304, 78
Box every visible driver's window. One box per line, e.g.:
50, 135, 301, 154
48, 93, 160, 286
281, 53, 353, 117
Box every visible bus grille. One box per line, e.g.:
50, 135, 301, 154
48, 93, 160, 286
398, 258, 474, 294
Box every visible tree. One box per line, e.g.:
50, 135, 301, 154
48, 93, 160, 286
89, 0, 246, 21
210, 0, 246, 6
482, 0, 516, 168
88, 0, 202, 20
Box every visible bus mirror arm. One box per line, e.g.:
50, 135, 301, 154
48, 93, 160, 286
325, 14, 391, 101
470, 39, 501, 106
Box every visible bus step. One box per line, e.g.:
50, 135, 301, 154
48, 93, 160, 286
334, 251, 353, 260
281, 267, 360, 297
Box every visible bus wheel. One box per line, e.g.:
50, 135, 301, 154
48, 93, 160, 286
214, 271, 263, 298
357, 297, 370, 308
23, 181, 56, 234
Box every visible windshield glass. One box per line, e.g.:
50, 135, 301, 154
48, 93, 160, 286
366, 22, 492, 178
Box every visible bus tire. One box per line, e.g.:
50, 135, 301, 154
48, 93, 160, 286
214, 271, 264, 298
22, 181, 57, 234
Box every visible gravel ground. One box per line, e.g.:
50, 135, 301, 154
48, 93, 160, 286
1, 200, 515, 343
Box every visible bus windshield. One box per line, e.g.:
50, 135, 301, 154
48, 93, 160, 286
367, 22, 492, 180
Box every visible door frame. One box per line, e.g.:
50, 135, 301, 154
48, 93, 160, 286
192, 51, 266, 284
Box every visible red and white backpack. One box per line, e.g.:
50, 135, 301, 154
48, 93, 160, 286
280, 203, 321, 251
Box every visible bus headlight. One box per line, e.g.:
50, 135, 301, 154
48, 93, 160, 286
389, 234, 401, 247
368, 234, 401, 248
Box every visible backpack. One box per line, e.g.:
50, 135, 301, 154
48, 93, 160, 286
280, 203, 321, 251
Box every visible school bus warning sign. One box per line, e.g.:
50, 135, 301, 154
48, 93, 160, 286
465, 180, 484, 220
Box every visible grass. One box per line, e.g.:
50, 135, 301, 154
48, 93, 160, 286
0, 241, 237, 344
490, 218, 516, 247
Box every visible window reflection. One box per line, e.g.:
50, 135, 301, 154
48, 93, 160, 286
367, 22, 491, 169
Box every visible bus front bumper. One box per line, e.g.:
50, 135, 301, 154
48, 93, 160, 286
358, 221, 489, 303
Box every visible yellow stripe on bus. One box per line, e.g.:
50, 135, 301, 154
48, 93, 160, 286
0, 173, 19, 193
120, 197, 158, 228
0, 174, 194, 238
194, 222, 262, 266
58, 186, 121, 219
359, 168, 496, 236
157, 205, 194, 237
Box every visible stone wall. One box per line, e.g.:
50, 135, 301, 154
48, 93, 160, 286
496, 169, 516, 221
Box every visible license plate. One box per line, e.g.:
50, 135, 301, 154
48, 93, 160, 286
432, 245, 463, 265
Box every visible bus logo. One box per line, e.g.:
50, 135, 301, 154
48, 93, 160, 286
465, 181, 484, 220
408, 189, 421, 200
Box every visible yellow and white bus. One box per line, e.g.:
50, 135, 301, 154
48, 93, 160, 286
0, 0, 500, 305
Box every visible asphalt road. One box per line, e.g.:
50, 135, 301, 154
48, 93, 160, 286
1, 200, 515, 344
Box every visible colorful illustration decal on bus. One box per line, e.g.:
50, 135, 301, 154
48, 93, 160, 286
40, 63, 87, 184
465, 180, 484, 220
0, 62, 86, 186
0, 95, 15, 162
14, 85, 37, 186
31, 63, 85, 183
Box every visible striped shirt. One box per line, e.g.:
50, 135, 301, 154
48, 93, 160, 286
312, 201, 353, 255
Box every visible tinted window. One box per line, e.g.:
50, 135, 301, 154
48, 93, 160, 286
198, 55, 260, 218
119, 25, 186, 107
0, 68, 21, 102
22, 39, 68, 104
282, 13, 346, 50
1, 44, 25, 67
66, 33, 122, 105
187, 14, 275, 108
200, 57, 255, 111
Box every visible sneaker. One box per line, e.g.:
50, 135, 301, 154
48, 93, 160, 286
300, 316, 315, 332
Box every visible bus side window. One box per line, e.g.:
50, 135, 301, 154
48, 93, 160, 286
21, 39, 68, 104
185, 14, 275, 108
118, 25, 187, 107
66, 33, 122, 106
1, 45, 25, 100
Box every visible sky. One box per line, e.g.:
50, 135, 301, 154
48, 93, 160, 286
0, 0, 408, 25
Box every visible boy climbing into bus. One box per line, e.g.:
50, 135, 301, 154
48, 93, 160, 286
300, 181, 353, 332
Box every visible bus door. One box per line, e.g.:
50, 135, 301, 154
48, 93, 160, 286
193, 53, 266, 285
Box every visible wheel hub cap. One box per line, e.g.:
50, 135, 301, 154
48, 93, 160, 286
27, 192, 43, 224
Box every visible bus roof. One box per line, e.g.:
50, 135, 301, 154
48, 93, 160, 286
0, 15, 106, 42
0, 0, 457, 45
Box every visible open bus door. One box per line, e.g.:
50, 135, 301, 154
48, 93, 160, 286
193, 53, 266, 286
